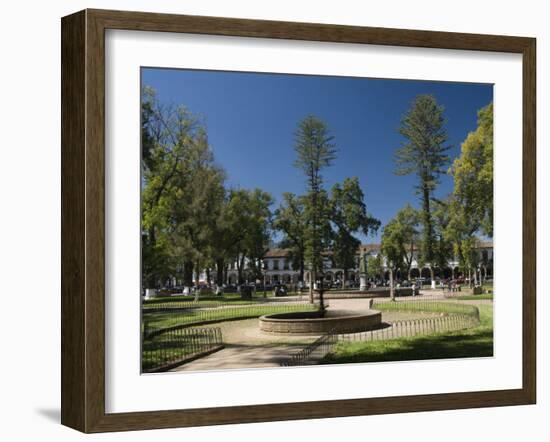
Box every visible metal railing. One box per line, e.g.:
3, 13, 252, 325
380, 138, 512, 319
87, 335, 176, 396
281, 331, 338, 367
338, 314, 479, 343
142, 327, 223, 373
281, 300, 481, 367
372, 299, 480, 321
143, 302, 315, 334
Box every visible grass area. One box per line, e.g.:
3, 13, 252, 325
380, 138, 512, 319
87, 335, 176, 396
144, 293, 269, 305
143, 302, 316, 332
454, 294, 493, 301
143, 291, 306, 308
457, 281, 493, 293
373, 300, 480, 318
322, 304, 493, 365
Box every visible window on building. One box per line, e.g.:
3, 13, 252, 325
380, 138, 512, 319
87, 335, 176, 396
273, 260, 279, 270
283, 259, 289, 270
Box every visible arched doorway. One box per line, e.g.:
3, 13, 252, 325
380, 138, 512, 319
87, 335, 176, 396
410, 268, 420, 279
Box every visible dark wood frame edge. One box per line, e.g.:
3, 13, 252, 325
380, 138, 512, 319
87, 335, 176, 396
61, 8, 536, 433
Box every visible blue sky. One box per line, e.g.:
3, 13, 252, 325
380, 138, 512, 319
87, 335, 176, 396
142, 68, 493, 243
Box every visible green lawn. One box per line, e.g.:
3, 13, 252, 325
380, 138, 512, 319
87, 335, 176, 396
143, 291, 307, 309
373, 300, 480, 318
454, 294, 494, 301
144, 293, 269, 306
143, 302, 316, 332
322, 304, 493, 365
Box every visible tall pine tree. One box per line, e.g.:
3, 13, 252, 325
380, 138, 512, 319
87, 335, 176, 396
293, 115, 337, 304
394, 95, 450, 283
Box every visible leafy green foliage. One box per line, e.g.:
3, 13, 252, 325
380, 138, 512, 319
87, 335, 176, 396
444, 103, 493, 279
431, 197, 455, 272
451, 103, 493, 237
330, 177, 380, 286
381, 218, 406, 272
141, 88, 220, 286
225, 189, 273, 283
141, 87, 273, 289
366, 255, 383, 280
393, 204, 420, 276
273, 193, 308, 281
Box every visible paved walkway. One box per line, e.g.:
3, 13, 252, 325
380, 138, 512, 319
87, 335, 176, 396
171, 343, 302, 371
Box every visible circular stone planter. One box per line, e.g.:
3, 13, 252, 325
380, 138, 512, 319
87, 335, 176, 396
259, 309, 382, 335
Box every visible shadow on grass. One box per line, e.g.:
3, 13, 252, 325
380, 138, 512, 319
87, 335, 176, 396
321, 329, 494, 364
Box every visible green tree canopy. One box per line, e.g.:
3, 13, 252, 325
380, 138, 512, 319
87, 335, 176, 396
381, 217, 408, 300
141, 88, 218, 287
392, 204, 420, 278
432, 197, 455, 273
330, 177, 380, 287
450, 102, 493, 237
141, 87, 273, 294
225, 188, 273, 284
366, 255, 383, 280
273, 192, 307, 282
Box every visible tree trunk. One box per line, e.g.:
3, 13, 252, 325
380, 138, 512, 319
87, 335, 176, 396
237, 255, 245, 285
389, 267, 395, 301
318, 284, 326, 315
309, 270, 315, 303
194, 260, 201, 301
145, 226, 157, 288
215, 259, 224, 286
183, 261, 193, 287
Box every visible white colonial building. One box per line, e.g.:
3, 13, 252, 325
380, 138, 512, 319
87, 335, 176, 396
226, 241, 494, 286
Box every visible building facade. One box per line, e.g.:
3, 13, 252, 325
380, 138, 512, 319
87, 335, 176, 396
226, 242, 494, 286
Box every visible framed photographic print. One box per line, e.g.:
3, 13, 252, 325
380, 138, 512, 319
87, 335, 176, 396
61, 9, 536, 433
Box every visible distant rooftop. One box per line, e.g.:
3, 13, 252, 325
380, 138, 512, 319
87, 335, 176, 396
264, 240, 493, 258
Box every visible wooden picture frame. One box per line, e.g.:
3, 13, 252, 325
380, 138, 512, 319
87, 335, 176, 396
61, 8, 536, 433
